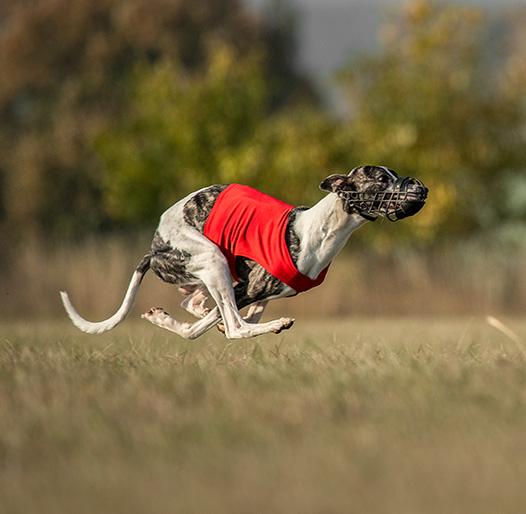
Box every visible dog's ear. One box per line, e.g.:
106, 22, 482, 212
320, 174, 350, 193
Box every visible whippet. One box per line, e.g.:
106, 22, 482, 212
61, 165, 428, 339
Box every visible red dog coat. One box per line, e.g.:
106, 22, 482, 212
204, 184, 329, 293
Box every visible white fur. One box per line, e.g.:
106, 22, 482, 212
60, 270, 143, 334
293, 194, 368, 278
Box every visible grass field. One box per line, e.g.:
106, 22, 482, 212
2, 317, 526, 514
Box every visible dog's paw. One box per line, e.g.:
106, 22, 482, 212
272, 317, 295, 334
142, 307, 169, 323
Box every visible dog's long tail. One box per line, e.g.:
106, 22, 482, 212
60, 255, 150, 335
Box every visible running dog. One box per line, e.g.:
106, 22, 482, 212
61, 165, 428, 339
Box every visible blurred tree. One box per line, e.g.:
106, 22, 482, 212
0, 0, 314, 241
95, 46, 345, 224
338, 0, 526, 247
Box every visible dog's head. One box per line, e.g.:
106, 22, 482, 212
320, 165, 428, 221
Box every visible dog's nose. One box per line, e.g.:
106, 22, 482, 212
408, 182, 428, 200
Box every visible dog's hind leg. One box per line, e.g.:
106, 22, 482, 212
142, 306, 221, 339
180, 285, 211, 318
144, 240, 293, 339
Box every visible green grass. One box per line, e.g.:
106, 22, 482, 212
2, 317, 526, 514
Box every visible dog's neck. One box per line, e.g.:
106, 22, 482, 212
293, 193, 369, 279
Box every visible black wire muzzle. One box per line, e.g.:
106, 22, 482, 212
337, 177, 428, 222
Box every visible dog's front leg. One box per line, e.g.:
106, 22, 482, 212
244, 300, 269, 324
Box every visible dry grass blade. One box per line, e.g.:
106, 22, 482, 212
486, 315, 526, 358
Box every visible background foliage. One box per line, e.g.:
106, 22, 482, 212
95, 47, 346, 223
338, 0, 526, 246
0, 0, 313, 242
0, 0, 525, 249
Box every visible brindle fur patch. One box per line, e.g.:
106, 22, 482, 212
233, 258, 287, 309
183, 184, 229, 233
147, 231, 198, 285
285, 207, 307, 267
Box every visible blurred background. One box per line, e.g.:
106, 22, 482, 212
0, 0, 525, 321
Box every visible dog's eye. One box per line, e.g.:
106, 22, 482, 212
378, 176, 388, 183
